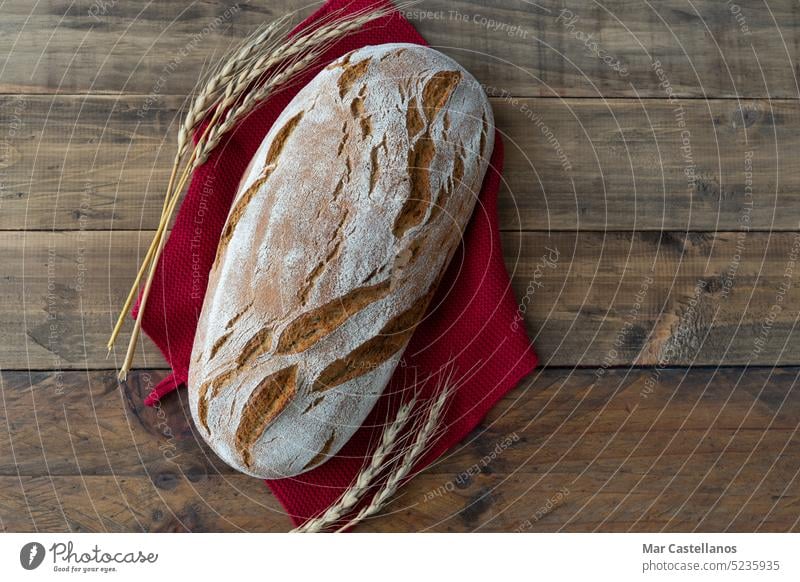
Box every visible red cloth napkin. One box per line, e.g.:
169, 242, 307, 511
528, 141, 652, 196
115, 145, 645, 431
134, 0, 537, 526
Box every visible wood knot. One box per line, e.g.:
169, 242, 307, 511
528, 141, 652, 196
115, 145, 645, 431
732, 103, 761, 129
153, 472, 179, 490
459, 487, 495, 526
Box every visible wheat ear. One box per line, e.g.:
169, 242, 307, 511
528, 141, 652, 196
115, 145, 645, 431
108, 3, 399, 378
336, 381, 453, 532
293, 396, 418, 533
291, 365, 458, 533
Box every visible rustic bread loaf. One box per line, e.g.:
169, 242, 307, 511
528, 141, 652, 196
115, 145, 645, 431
188, 42, 494, 478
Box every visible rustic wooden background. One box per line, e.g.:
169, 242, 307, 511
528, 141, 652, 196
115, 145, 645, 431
2, 0, 800, 532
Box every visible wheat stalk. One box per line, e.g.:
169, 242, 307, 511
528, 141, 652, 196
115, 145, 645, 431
177, 16, 292, 155
293, 396, 418, 533
108, 3, 401, 379
335, 374, 454, 532
291, 365, 458, 533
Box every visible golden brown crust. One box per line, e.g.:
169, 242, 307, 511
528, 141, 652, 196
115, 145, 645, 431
235, 365, 298, 468
187, 43, 494, 479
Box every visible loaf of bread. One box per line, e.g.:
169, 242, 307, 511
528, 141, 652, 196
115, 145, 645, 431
188, 43, 494, 478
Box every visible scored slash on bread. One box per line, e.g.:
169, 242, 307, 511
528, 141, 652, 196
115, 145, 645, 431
188, 43, 495, 479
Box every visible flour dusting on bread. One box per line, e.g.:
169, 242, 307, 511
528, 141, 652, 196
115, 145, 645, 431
188, 43, 495, 479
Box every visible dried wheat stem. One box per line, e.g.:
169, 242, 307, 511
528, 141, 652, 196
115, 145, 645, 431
181, 6, 357, 142
290, 367, 458, 533
115, 105, 222, 372
117, 235, 166, 381
108, 145, 199, 358
107, 158, 184, 352
116, 162, 196, 377
196, 11, 392, 165
189, 7, 393, 166
197, 54, 320, 164
108, 120, 206, 350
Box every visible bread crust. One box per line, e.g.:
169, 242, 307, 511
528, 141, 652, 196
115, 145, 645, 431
188, 43, 495, 478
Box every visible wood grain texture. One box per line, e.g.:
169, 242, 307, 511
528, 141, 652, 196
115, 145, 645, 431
1, 0, 799, 98
2, 95, 798, 231
2, 368, 798, 532
5, 230, 800, 370
0, 475, 288, 532
0, 230, 167, 370
2, 0, 800, 534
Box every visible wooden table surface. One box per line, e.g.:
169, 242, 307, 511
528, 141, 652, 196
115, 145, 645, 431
2, 0, 800, 532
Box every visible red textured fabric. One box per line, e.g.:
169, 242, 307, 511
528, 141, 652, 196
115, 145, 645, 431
134, 0, 537, 526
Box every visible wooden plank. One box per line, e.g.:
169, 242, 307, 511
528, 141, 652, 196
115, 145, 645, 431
0, 0, 270, 95
1, 1, 799, 98
0, 94, 174, 231
0, 230, 168, 370
494, 97, 800, 232
414, 0, 800, 99
3, 95, 800, 231
0, 370, 227, 476
507, 229, 800, 367
5, 230, 800, 369
2, 368, 799, 531
0, 475, 288, 532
